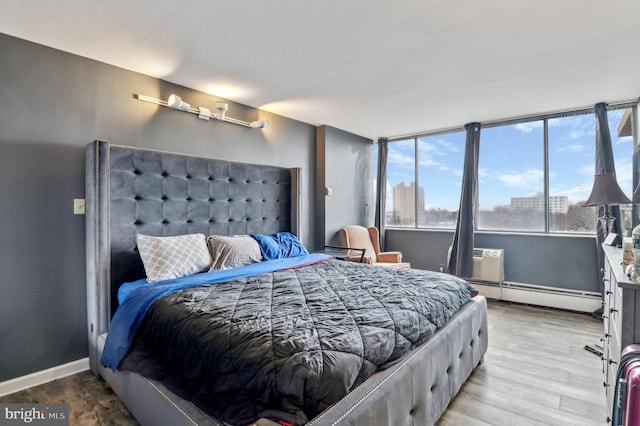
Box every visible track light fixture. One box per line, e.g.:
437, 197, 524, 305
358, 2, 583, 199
215, 102, 228, 121
134, 94, 269, 129
167, 94, 191, 111
250, 119, 269, 128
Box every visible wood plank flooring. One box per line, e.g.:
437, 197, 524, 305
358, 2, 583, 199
438, 300, 606, 426
0, 300, 606, 425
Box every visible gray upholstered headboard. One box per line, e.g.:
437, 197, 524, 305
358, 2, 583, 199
85, 140, 301, 374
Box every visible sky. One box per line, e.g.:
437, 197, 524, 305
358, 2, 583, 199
381, 109, 633, 212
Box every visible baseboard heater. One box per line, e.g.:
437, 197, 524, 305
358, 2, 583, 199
469, 280, 601, 313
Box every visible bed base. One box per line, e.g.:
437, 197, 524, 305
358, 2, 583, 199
97, 296, 487, 426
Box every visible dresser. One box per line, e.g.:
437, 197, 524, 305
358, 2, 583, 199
602, 244, 640, 422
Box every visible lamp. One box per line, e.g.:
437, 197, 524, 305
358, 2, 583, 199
583, 172, 631, 236
134, 94, 269, 129
167, 94, 191, 111
215, 102, 228, 121
250, 119, 269, 129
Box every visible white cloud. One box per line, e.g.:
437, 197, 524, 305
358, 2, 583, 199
568, 129, 592, 139
417, 138, 461, 170
556, 144, 586, 153
387, 146, 414, 168
616, 135, 633, 145
578, 164, 594, 176
515, 121, 543, 133
550, 181, 594, 204
495, 169, 543, 189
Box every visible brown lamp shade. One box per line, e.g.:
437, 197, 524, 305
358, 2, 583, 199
583, 172, 631, 206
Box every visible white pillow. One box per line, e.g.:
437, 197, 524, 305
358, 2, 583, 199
207, 235, 262, 271
136, 233, 212, 282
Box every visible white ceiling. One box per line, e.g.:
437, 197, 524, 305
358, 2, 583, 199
2, 1, 640, 139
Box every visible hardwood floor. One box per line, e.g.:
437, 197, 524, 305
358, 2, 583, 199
438, 300, 606, 426
0, 300, 606, 425
0, 369, 138, 425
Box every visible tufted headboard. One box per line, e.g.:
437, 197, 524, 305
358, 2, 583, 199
85, 140, 301, 374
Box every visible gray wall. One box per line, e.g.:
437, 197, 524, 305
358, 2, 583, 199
315, 126, 373, 246
0, 33, 319, 382
386, 229, 601, 293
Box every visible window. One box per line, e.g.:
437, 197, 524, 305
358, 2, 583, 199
478, 122, 545, 232
387, 139, 416, 227
548, 114, 596, 233
609, 109, 634, 231
385, 133, 465, 229
418, 132, 465, 228
382, 104, 635, 233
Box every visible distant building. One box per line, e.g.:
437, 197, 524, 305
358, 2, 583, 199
393, 182, 425, 224
510, 193, 568, 214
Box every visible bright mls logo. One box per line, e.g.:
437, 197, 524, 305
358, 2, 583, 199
0, 404, 68, 426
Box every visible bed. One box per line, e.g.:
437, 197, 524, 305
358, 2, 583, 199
85, 140, 488, 426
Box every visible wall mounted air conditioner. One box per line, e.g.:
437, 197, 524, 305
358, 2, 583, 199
447, 247, 504, 283
470, 248, 504, 283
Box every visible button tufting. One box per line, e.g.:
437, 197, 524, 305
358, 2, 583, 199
162, 219, 169, 224
161, 171, 169, 177
161, 195, 168, 201
134, 195, 141, 201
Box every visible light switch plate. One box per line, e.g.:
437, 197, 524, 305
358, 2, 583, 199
74, 198, 85, 215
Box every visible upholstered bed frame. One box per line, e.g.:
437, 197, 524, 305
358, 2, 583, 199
85, 140, 488, 426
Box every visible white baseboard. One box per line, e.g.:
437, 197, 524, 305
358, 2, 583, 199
0, 357, 89, 398
471, 280, 602, 313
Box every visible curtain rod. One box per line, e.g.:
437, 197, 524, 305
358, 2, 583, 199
385, 97, 639, 143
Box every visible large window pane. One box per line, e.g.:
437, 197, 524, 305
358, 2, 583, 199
609, 109, 634, 233
418, 132, 465, 228
548, 114, 596, 233
478, 122, 545, 232
386, 139, 416, 227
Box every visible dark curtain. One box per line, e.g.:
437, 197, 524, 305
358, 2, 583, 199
375, 138, 388, 249
446, 122, 481, 277
594, 103, 623, 292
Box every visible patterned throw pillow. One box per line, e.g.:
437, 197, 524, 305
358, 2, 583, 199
207, 235, 263, 271
136, 233, 212, 282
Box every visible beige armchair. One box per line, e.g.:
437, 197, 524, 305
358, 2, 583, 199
338, 225, 411, 268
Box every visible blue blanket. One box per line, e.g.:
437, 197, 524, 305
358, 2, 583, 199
101, 253, 331, 370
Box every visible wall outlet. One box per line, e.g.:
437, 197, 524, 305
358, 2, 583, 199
74, 198, 85, 215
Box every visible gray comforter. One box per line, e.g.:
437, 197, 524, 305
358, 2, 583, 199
120, 259, 476, 425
